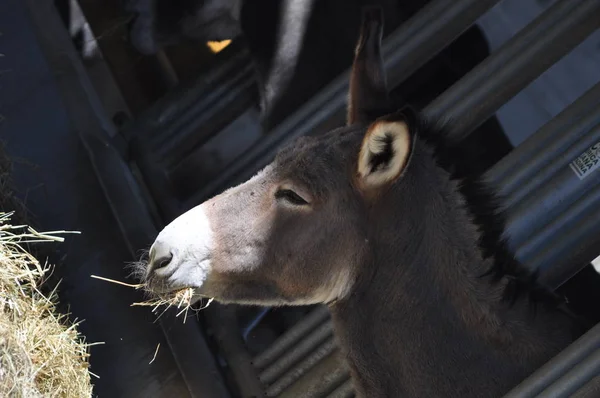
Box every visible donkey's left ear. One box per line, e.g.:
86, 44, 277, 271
356, 109, 417, 190
347, 6, 393, 126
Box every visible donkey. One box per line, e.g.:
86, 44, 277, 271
137, 7, 584, 397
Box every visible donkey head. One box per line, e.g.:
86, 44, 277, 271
142, 7, 418, 306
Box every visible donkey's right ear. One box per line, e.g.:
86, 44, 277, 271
347, 6, 393, 126
356, 109, 417, 192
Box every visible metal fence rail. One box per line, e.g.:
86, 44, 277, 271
423, 0, 600, 142
504, 323, 600, 397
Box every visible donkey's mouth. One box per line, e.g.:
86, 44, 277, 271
144, 277, 189, 296
142, 284, 208, 307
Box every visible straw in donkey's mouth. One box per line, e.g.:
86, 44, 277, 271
90, 274, 214, 324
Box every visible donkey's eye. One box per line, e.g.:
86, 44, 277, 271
275, 189, 309, 206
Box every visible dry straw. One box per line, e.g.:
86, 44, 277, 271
0, 212, 94, 398
89, 275, 213, 325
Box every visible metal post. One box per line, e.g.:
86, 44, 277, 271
205, 305, 265, 397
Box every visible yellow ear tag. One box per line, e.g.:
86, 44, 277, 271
206, 39, 232, 53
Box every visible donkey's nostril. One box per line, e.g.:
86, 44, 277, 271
149, 241, 174, 273
155, 253, 173, 269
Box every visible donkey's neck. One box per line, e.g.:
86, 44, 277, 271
329, 144, 575, 397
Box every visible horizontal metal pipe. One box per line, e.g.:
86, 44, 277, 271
124, 46, 250, 134
303, 369, 350, 398
382, 0, 497, 89
484, 82, 600, 197
253, 306, 330, 370
329, 379, 355, 398
185, 0, 502, 207
260, 320, 334, 384
570, 373, 600, 397
503, 322, 600, 397
536, 346, 600, 397
265, 337, 337, 397
519, 183, 600, 289
514, 177, 600, 264
123, 44, 250, 129
277, 351, 349, 398
503, 120, 600, 211
504, 125, 600, 250
423, 0, 600, 142
123, 48, 257, 170
157, 65, 257, 169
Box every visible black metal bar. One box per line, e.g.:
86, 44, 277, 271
423, 0, 600, 142
156, 65, 257, 169
265, 337, 338, 397
205, 305, 265, 398
503, 322, 600, 397
503, 123, 600, 251
122, 44, 250, 136
122, 46, 257, 168
516, 183, 600, 289
260, 320, 334, 385
277, 352, 349, 398
570, 373, 600, 397
129, 136, 182, 222
328, 379, 355, 398
484, 81, 600, 201
535, 346, 600, 397
151, 49, 180, 90
184, 0, 502, 208
253, 306, 331, 370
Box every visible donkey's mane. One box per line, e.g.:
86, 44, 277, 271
408, 109, 570, 313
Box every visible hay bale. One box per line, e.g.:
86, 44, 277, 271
0, 213, 93, 398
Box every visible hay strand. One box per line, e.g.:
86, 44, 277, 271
90, 273, 213, 325
89, 275, 144, 289
149, 343, 160, 365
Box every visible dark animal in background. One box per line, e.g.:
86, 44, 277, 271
137, 8, 587, 397
123, 0, 502, 146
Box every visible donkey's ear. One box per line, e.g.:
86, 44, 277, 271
356, 110, 416, 190
347, 6, 392, 126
